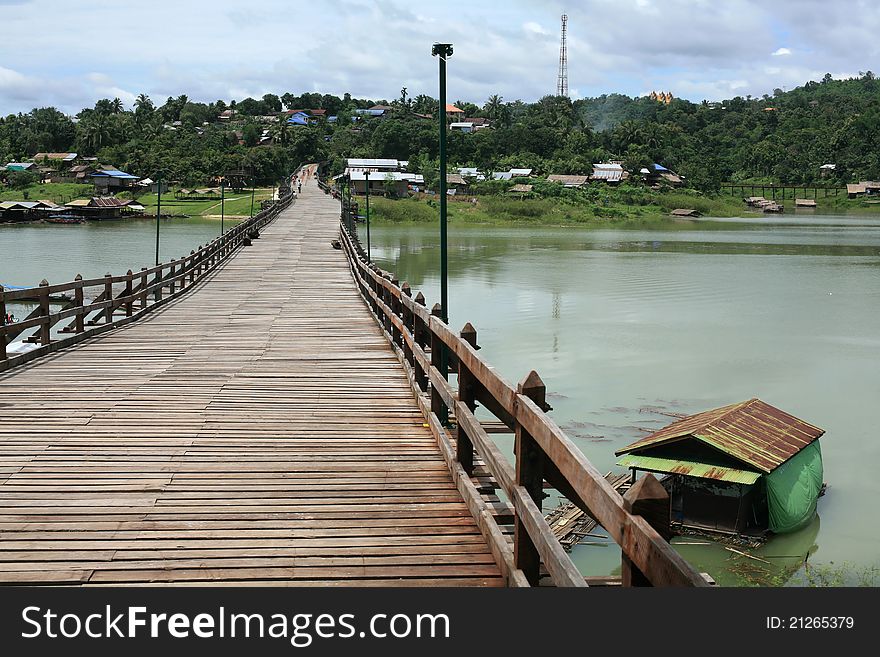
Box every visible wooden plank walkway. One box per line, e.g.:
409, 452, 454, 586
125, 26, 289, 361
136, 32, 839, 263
0, 177, 504, 586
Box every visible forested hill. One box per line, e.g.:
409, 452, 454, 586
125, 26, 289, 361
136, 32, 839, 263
1, 73, 878, 191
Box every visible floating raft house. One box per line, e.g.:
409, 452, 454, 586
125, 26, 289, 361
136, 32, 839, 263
615, 398, 824, 536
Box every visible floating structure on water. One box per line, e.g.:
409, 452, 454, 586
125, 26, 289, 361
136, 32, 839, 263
615, 398, 826, 540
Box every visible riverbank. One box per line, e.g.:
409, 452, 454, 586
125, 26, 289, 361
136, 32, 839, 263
367, 187, 880, 227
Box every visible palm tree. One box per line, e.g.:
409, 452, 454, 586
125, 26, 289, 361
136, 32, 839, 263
111, 97, 124, 114
134, 93, 154, 113
483, 94, 503, 121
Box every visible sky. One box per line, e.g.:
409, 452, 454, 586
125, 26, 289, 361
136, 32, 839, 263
1, 0, 879, 115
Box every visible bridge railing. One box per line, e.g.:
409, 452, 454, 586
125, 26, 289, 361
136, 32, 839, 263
334, 213, 708, 588
0, 172, 301, 372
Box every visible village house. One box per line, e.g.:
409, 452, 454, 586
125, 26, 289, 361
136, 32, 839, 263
90, 168, 139, 194
591, 162, 628, 184
339, 170, 424, 197
547, 174, 589, 188
444, 103, 465, 120
0, 200, 64, 222
616, 398, 825, 537
641, 163, 683, 187
65, 197, 143, 220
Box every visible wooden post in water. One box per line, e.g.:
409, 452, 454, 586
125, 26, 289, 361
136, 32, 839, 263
456, 322, 479, 475
621, 474, 672, 587
39, 279, 50, 345
514, 370, 548, 586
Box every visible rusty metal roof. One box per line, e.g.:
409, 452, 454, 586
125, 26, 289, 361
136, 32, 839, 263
615, 398, 824, 473
616, 454, 762, 484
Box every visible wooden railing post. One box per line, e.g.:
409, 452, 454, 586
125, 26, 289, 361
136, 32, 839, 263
124, 270, 133, 317
390, 276, 402, 348
0, 285, 6, 360
621, 474, 672, 587
456, 322, 479, 475
188, 251, 195, 285
169, 262, 177, 294
413, 292, 428, 392
38, 279, 51, 345
196, 246, 203, 278
514, 370, 548, 586
139, 268, 148, 309
103, 274, 113, 324
73, 274, 85, 333
429, 303, 448, 425
401, 282, 414, 368
154, 266, 162, 302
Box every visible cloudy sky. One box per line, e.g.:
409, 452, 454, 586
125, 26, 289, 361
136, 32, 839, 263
1, 0, 878, 114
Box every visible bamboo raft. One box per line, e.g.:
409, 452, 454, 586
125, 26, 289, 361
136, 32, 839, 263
545, 473, 631, 550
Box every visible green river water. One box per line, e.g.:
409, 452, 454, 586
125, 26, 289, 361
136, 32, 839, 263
1, 213, 878, 586
367, 214, 880, 586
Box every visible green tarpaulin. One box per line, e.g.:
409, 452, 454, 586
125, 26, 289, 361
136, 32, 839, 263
765, 440, 823, 533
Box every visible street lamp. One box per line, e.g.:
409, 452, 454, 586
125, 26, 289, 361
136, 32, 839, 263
249, 172, 256, 218
365, 169, 371, 263
432, 42, 453, 324
220, 180, 225, 235
154, 170, 163, 266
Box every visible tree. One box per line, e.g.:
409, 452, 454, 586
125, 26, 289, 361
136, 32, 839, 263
483, 94, 503, 121
242, 123, 261, 147
262, 94, 282, 113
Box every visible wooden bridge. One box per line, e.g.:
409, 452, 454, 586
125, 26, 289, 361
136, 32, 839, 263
0, 167, 706, 587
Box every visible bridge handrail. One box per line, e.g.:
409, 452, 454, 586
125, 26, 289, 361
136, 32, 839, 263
333, 201, 707, 588
0, 168, 305, 371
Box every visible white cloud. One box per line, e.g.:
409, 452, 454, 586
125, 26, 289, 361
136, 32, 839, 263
0, 0, 878, 113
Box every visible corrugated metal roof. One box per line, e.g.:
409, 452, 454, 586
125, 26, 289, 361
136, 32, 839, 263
89, 197, 132, 207
616, 453, 762, 484
509, 184, 533, 193
547, 174, 588, 187
592, 168, 625, 182
91, 170, 138, 179
346, 158, 400, 169
615, 398, 825, 473
347, 171, 423, 183
33, 152, 77, 161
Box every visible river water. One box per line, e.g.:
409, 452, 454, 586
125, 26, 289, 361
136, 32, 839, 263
2, 213, 878, 585
368, 215, 880, 586
0, 216, 239, 322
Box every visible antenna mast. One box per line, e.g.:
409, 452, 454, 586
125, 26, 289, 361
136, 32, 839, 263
557, 14, 568, 97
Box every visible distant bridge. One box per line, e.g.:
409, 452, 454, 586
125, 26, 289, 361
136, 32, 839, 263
0, 166, 706, 587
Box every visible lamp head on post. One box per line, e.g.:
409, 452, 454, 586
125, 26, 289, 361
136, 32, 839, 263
432, 43, 453, 58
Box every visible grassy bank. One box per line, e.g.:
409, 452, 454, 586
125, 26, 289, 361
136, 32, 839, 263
136, 188, 275, 218
0, 182, 91, 203
0, 182, 274, 218
368, 185, 880, 227
369, 188, 751, 227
